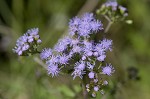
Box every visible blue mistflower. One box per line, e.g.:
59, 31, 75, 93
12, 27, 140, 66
95, 43, 105, 56
75, 61, 86, 70
94, 86, 99, 92
78, 19, 91, 37
13, 12, 115, 97
13, 34, 29, 55
54, 36, 71, 52
27, 28, 40, 42
57, 54, 69, 64
94, 38, 112, 60
46, 55, 59, 65
88, 71, 95, 79
72, 45, 82, 53
69, 13, 103, 38
101, 39, 112, 51
71, 68, 86, 79
69, 17, 81, 36
91, 20, 103, 32
104, 1, 118, 10
13, 28, 42, 56
40, 48, 52, 60
97, 54, 106, 61
82, 13, 94, 22
71, 61, 86, 79
83, 41, 94, 56
70, 38, 80, 46
102, 64, 115, 76
47, 64, 60, 77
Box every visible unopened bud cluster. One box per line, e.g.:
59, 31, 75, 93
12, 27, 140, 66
97, 1, 128, 22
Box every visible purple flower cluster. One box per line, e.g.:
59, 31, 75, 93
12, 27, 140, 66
13, 28, 42, 55
103, 1, 128, 17
98, 1, 128, 23
13, 13, 115, 97
40, 48, 52, 60
40, 13, 114, 80
104, 1, 118, 11
69, 13, 103, 37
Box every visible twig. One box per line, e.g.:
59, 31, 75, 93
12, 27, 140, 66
104, 21, 112, 33
104, 15, 112, 33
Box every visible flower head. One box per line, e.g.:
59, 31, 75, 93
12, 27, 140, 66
57, 54, 69, 64
88, 71, 95, 79
13, 34, 29, 55
40, 48, 52, 60
69, 13, 103, 38
54, 37, 71, 52
71, 61, 86, 79
13, 28, 42, 56
94, 86, 99, 91
47, 64, 60, 77
102, 64, 115, 76
105, 1, 118, 10
69, 17, 81, 36
27, 28, 41, 43
101, 39, 112, 51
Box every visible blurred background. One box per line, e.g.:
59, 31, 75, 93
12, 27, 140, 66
0, 0, 150, 99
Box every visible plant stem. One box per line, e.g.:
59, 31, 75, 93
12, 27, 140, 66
34, 57, 47, 69
104, 15, 113, 33
104, 21, 112, 33
82, 75, 88, 99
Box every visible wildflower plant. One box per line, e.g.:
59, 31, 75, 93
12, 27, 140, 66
12, 0, 131, 98
13, 13, 114, 97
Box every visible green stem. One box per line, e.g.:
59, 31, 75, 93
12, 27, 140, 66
82, 75, 88, 99
34, 57, 47, 69
104, 15, 113, 33
104, 21, 112, 33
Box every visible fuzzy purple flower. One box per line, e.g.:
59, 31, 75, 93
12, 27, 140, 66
54, 36, 71, 52
105, 1, 118, 10
13, 34, 29, 55
102, 64, 115, 76
27, 28, 41, 43
101, 39, 112, 51
69, 13, 103, 38
40, 48, 52, 60
46, 55, 59, 65
97, 54, 106, 61
75, 61, 86, 70
88, 71, 95, 79
72, 45, 82, 53
94, 86, 99, 91
69, 17, 81, 36
13, 28, 42, 56
83, 41, 94, 56
71, 69, 86, 79
57, 54, 69, 64
71, 61, 86, 79
47, 64, 60, 77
